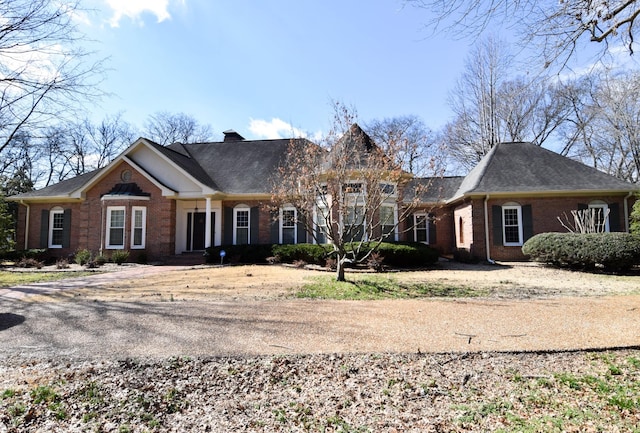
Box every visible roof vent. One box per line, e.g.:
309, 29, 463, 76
223, 129, 245, 142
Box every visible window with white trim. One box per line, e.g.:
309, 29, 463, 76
106, 206, 126, 249
588, 201, 610, 232
344, 205, 365, 241
380, 205, 396, 241
234, 206, 250, 245
502, 204, 523, 246
49, 208, 65, 248
414, 213, 428, 243
131, 206, 146, 249
315, 206, 329, 244
280, 207, 296, 244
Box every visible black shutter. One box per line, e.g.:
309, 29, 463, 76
296, 210, 307, 244
250, 207, 259, 244
608, 203, 620, 232
223, 207, 233, 244
428, 213, 437, 245
62, 209, 72, 248
492, 205, 503, 246
40, 209, 50, 248
578, 203, 588, 211
522, 204, 533, 242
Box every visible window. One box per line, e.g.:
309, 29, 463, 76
48, 208, 65, 248
106, 206, 126, 249
414, 213, 428, 243
380, 182, 396, 196
280, 207, 296, 244
315, 206, 329, 244
344, 205, 365, 241
380, 205, 396, 241
502, 204, 523, 246
459, 217, 464, 245
343, 182, 363, 194
234, 206, 250, 245
588, 202, 609, 232
131, 206, 146, 249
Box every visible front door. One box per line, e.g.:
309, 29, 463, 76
187, 212, 215, 251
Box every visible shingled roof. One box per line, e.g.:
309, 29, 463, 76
450, 142, 636, 200
166, 138, 314, 195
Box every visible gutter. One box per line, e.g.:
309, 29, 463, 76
483, 194, 494, 264
20, 200, 30, 250
624, 191, 634, 232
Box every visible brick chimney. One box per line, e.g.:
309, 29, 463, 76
223, 129, 245, 142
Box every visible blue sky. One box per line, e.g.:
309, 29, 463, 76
79, 0, 473, 140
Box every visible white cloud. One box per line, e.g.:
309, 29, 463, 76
249, 118, 308, 139
105, 0, 178, 27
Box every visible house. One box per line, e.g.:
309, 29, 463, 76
8, 128, 638, 263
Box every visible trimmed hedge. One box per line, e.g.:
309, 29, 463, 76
205, 244, 274, 264
206, 242, 440, 268
522, 232, 640, 272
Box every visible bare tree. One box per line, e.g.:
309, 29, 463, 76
144, 111, 215, 145
444, 36, 569, 169
365, 115, 444, 176
0, 0, 104, 172
559, 70, 640, 183
406, 0, 640, 68
271, 103, 432, 281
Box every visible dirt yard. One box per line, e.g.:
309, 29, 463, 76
40, 260, 640, 302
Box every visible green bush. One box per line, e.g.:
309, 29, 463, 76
110, 250, 130, 265
205, 244, 274, 264
271, 244, 330, 265
74, 249, 92, 266
366, 242, 439, 268
523, 232, 640, 272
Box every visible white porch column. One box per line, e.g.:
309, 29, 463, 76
205, 197, 212, 248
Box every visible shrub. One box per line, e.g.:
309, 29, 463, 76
74, 249, 92, 266
16, 257, 43, 269
205, 244, 274, 264
110, 250, 130, 265
523, 232, 640, 272
368, 242, 439, 268
453, 248, 480, 264
271, 244, 329, 265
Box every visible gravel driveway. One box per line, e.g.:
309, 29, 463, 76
2, 292, 640, 360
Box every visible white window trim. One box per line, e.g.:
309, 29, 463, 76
502, 204, 523, 246
48, 207, 64, 249
314, 205, 330, 244
380, 204, 398, 241
233, 205, 250, 245
131, 206, 147, 249
279, 206, 297, 244
379, 182, 397, 197
106, 206, 126, 249
343, 204, 367, 242
414, 213, 429, 244
588, 202, 610, 232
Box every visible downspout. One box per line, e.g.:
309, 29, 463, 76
623, 191, 633, 232
483, 195, 495, 264
20, 200, 30, 250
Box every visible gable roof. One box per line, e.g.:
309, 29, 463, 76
167, 138, 314, 195
450, 142, 636, 201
